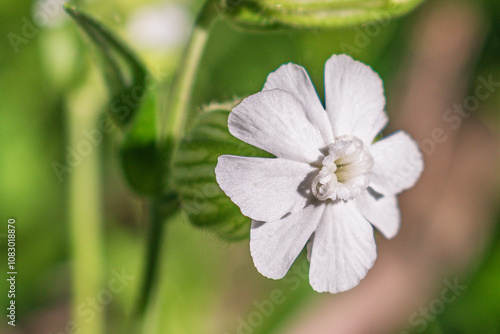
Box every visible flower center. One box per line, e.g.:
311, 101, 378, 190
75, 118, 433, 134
312, 135, 374, 201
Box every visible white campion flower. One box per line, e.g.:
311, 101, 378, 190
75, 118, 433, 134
215, 54, 424, 293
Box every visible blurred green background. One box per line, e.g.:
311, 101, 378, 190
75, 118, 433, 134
0, 0, 499, 333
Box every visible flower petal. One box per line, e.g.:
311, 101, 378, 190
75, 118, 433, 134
355, 190, 401, 239
263, 63, 334, 144
324, 54, 388, 144
229, 89, 326, 164
215, 155, 317, 222
367, 131, 424, 195
308, 201, 376, 293
250, 203, 325, 279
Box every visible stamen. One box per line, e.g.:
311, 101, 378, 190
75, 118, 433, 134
312, 136, 373, 201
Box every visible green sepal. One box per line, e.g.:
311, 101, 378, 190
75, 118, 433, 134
171, 105, 272, 241
64, 5, 147, 128
119, 91, 171, 196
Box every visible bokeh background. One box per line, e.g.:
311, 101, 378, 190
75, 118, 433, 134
0, 0, 499, 333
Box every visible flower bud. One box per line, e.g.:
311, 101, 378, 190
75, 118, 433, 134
220, 0, 427, 29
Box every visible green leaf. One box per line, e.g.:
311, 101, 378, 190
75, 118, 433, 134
119, 91, 171, 196
221, 0, 428, 29
64, 5, 147, 127
171, 105, 272, 240
65, 5, 170, 196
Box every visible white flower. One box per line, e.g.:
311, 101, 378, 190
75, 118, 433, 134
215, 54, 424, 293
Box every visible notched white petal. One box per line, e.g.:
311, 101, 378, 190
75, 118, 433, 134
355, 189, 401, 239
368, 130, 424, 195
308, 201, 377, 293
263, 63, 334, 144
325, 54, 388, 145
228, 89, 326, 164
215, 155, 316, 222
250, 203, 325, 279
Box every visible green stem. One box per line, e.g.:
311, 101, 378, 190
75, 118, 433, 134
135, 193, 179, 318
133, 0, 221, 319
133, 0, 220, 329
161, 0, 219, 142
67, 72, 106, 334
